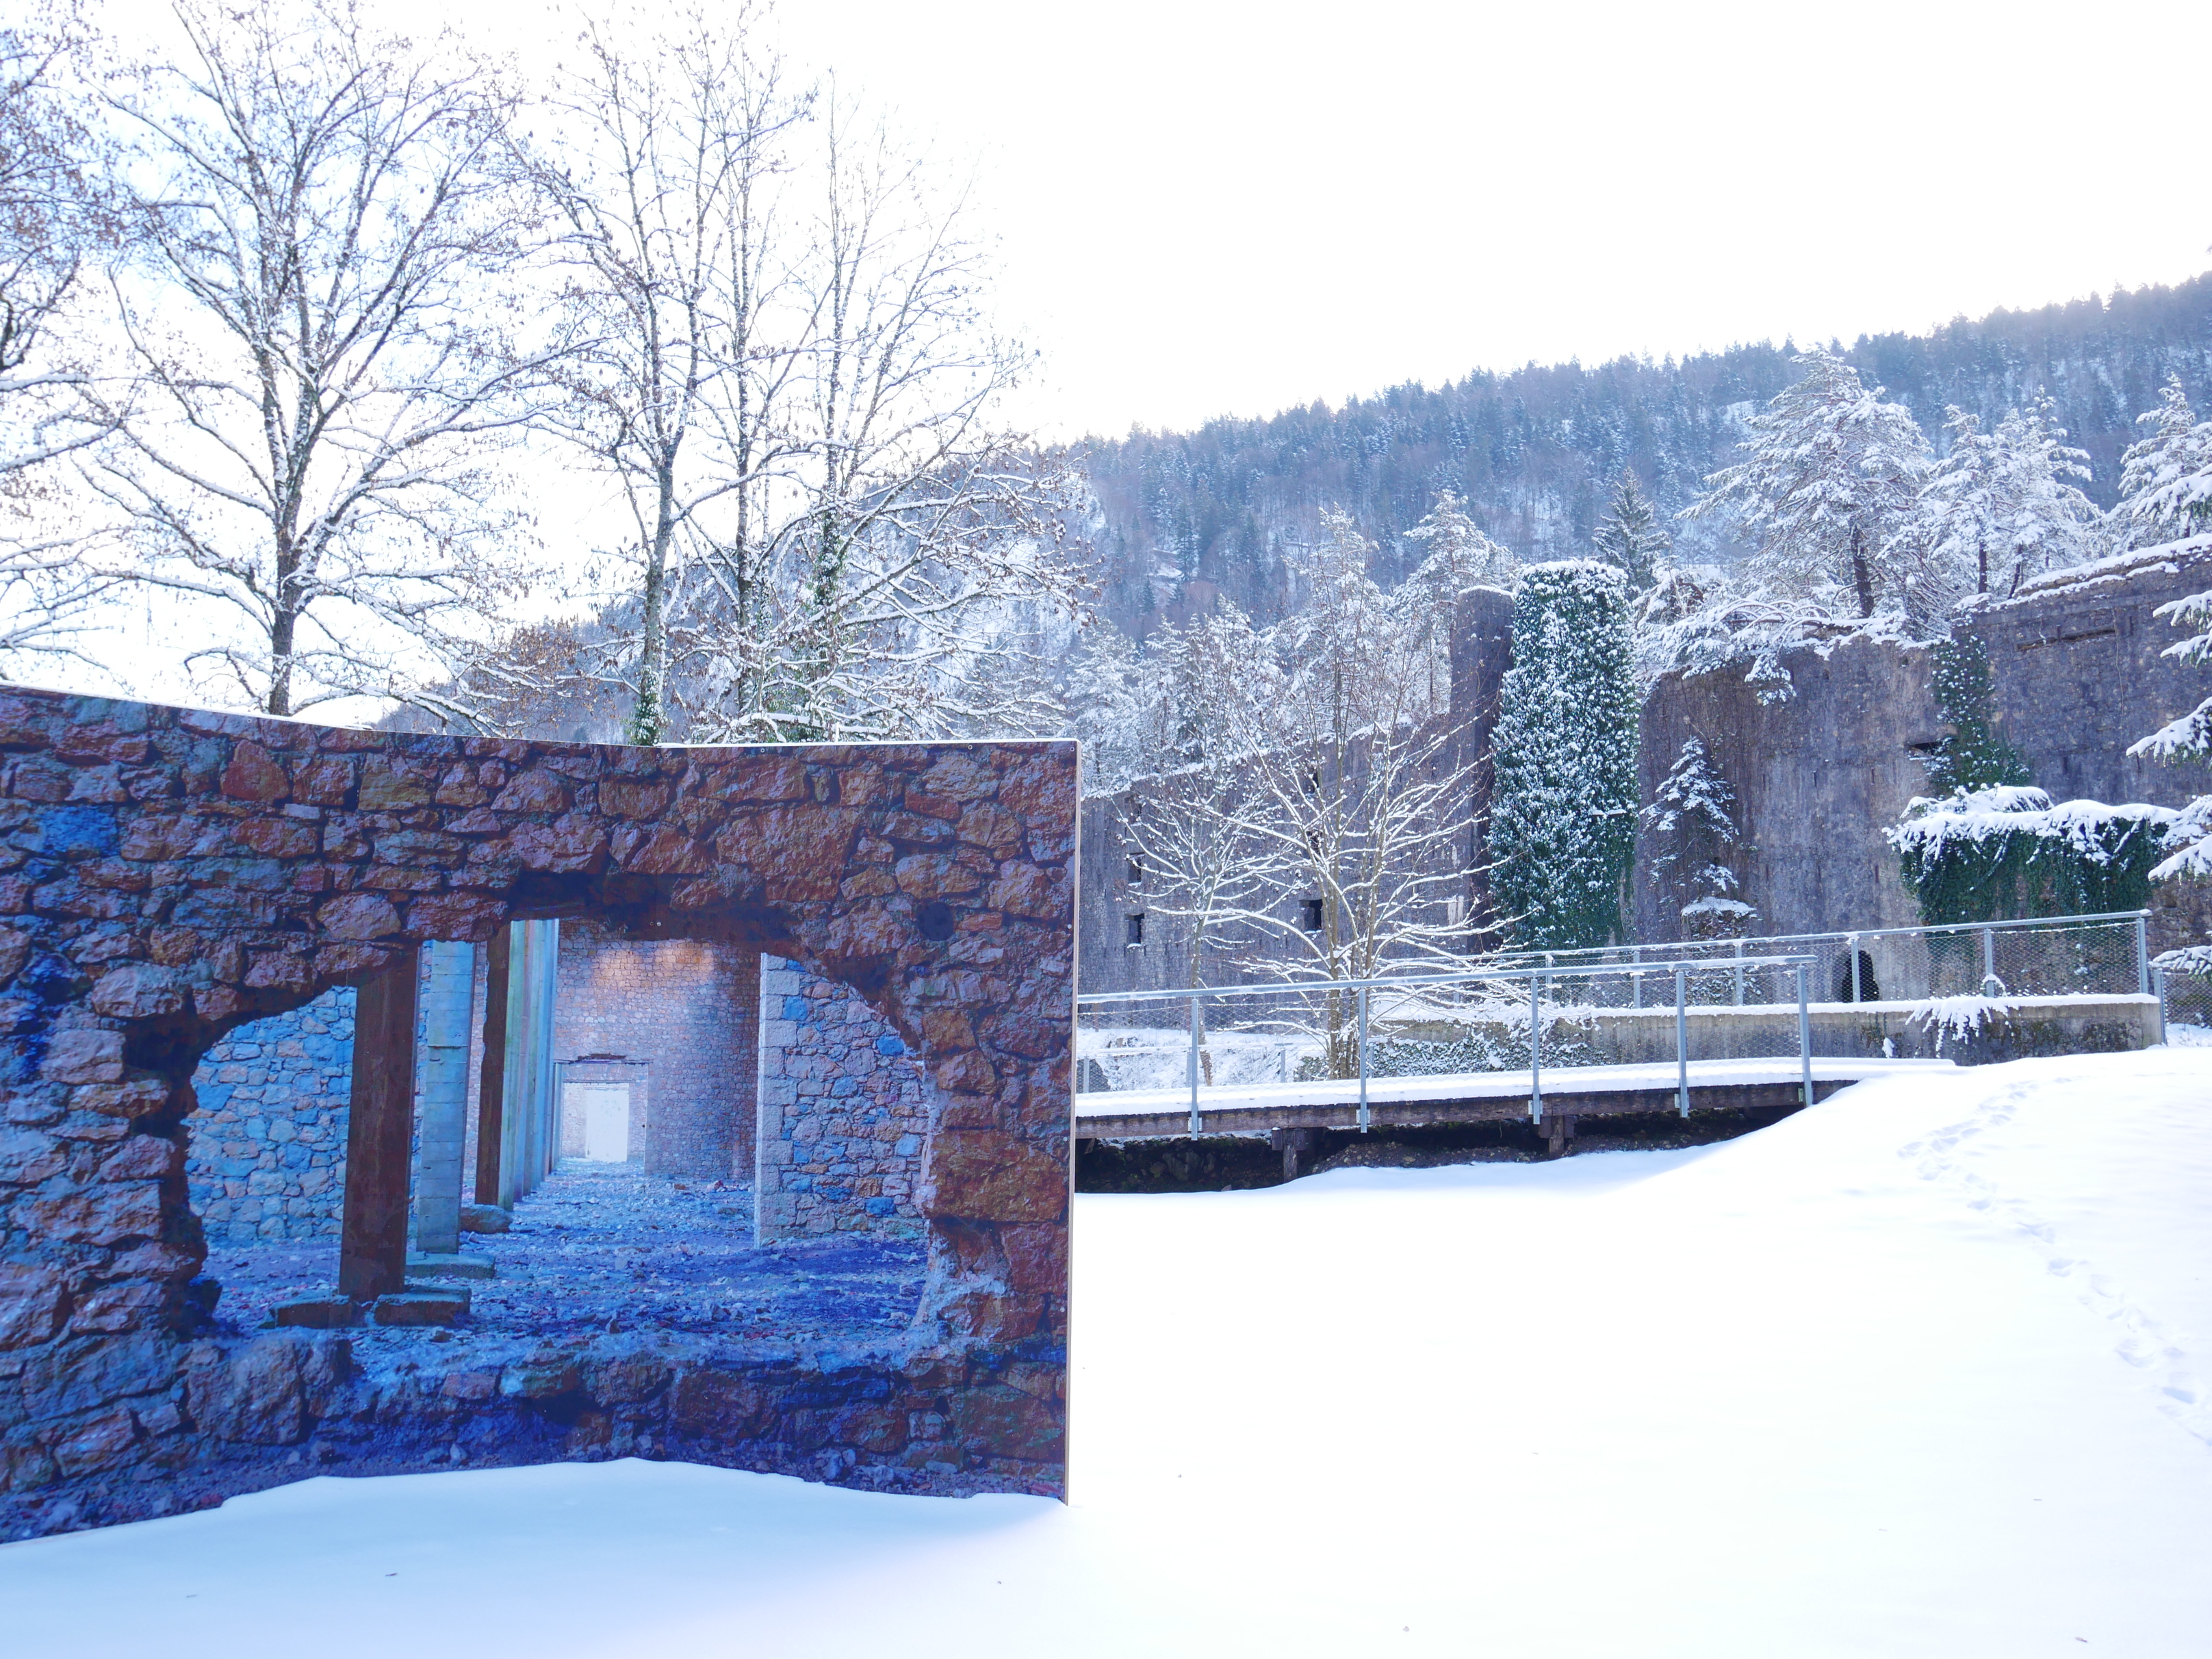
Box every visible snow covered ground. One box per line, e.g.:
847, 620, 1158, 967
6, 1049, 2210, 1657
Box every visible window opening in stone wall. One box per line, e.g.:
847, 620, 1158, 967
1302, 898, 1324, 932
1126, 912, 1144, 947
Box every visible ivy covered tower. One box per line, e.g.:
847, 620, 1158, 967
1489, 561, 1641, 949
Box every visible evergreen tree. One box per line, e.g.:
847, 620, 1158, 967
2116, 376, 2212, 550
1984, 398, 2102, 593
1641, 736, 1753, 936
2118, 378, 2212, 906
1591, 472, 1669, 593
1684, 350, 1931, 618
1924, 635, 2031, 797
1489, 561, 1640, 949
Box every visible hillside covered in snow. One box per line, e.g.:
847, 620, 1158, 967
1084, 274, 2212, 634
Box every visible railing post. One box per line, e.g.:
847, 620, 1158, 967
1674, 966, 1689, 1119
1631, 944, 1641, 1008
1528, 974, 1543, 1124
1849, 933, 1861, 1005
2153, 965, 2169, 1046
2135, 916, 2151, 996
1357, 983, 1371, 1133
1732, 937, 1744, 1007
1981, 924, 1998, 994
1797, 962, 1812, 1108
1188, 993, 1202, 1139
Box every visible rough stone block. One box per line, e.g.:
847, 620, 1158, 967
372, 1289, 467, 1326
459, 1203, 511, 1234
270, 1297, 361, 1329
405, 1252, 496, 1281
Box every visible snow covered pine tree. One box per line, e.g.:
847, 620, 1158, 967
2117, 376, 2212, 967
1489, 561, 1639, 949
1683, 350, 1931, 622
1591, 472, 1669, 594
1641, 736, 1753, 939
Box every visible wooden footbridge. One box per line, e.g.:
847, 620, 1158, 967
1074, 1055, 1953, 1166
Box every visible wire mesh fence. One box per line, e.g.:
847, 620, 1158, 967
1075, 912, 2176, 1137
1494, 911, 2155, 1006
1076, 957, 1825, 1133
2158, 960, 2212, 1035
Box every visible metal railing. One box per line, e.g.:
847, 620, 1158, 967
1077, 955, 1821, 1137
1491, 910, 2157, 1007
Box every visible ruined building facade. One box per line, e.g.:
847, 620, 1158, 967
1080, 548, 2212, 989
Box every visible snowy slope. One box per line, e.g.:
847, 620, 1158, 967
4, 1051, 2209, 1658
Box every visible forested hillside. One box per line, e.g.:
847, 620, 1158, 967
1081, 274, 2212, 635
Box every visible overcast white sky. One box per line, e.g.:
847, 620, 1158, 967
47, 0, 2212, 711
752, 0, 2212, 441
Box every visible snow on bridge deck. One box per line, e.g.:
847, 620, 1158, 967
1074, 1056, 1956, 1140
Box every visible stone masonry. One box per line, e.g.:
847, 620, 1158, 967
756, 955, 928, 1242
0, 689, 1077, 1538
184, 990, 353, 1244
1632, 633, 1945, 943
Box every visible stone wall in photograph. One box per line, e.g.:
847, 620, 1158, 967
183, 990, 354, 1244
0, 689, 1077, 1539
755, 955, 927, 1242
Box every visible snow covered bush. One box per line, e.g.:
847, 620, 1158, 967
1887, 786, 2178, 927
1490, 561, 1639, 949
1907, 994, 2016, 1055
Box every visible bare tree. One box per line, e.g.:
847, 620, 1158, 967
1120, 609, 1291, 1079
0, 8, 126, 667
516, 16, 1084, 745
517, 3, 806, 743
89, 0, 552, 717
1133, 513, 1482, 1077
676, 93, 1087, 743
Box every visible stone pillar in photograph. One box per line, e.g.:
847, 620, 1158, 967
412, 940, 475, 1255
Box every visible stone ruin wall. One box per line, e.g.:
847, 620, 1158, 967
1632, 634, 1944, 944
185, 990, 353, 1244
756, 954, 928, 1242
0, 691, 1077, 1540
1641, 548, 2212, 953
1961, 545, 2212, 955
1078, 554, 2210, 973
185, 942, 905, 1268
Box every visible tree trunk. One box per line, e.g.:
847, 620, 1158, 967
628, 463, 679, 746
268, 602, 296, 717
1849, 523, 1875, 618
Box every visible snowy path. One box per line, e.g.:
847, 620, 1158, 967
6, 1051, 2210, 1657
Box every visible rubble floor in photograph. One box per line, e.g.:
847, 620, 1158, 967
10, 1047, 2211, 1658
201, 1163, 927, 1351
